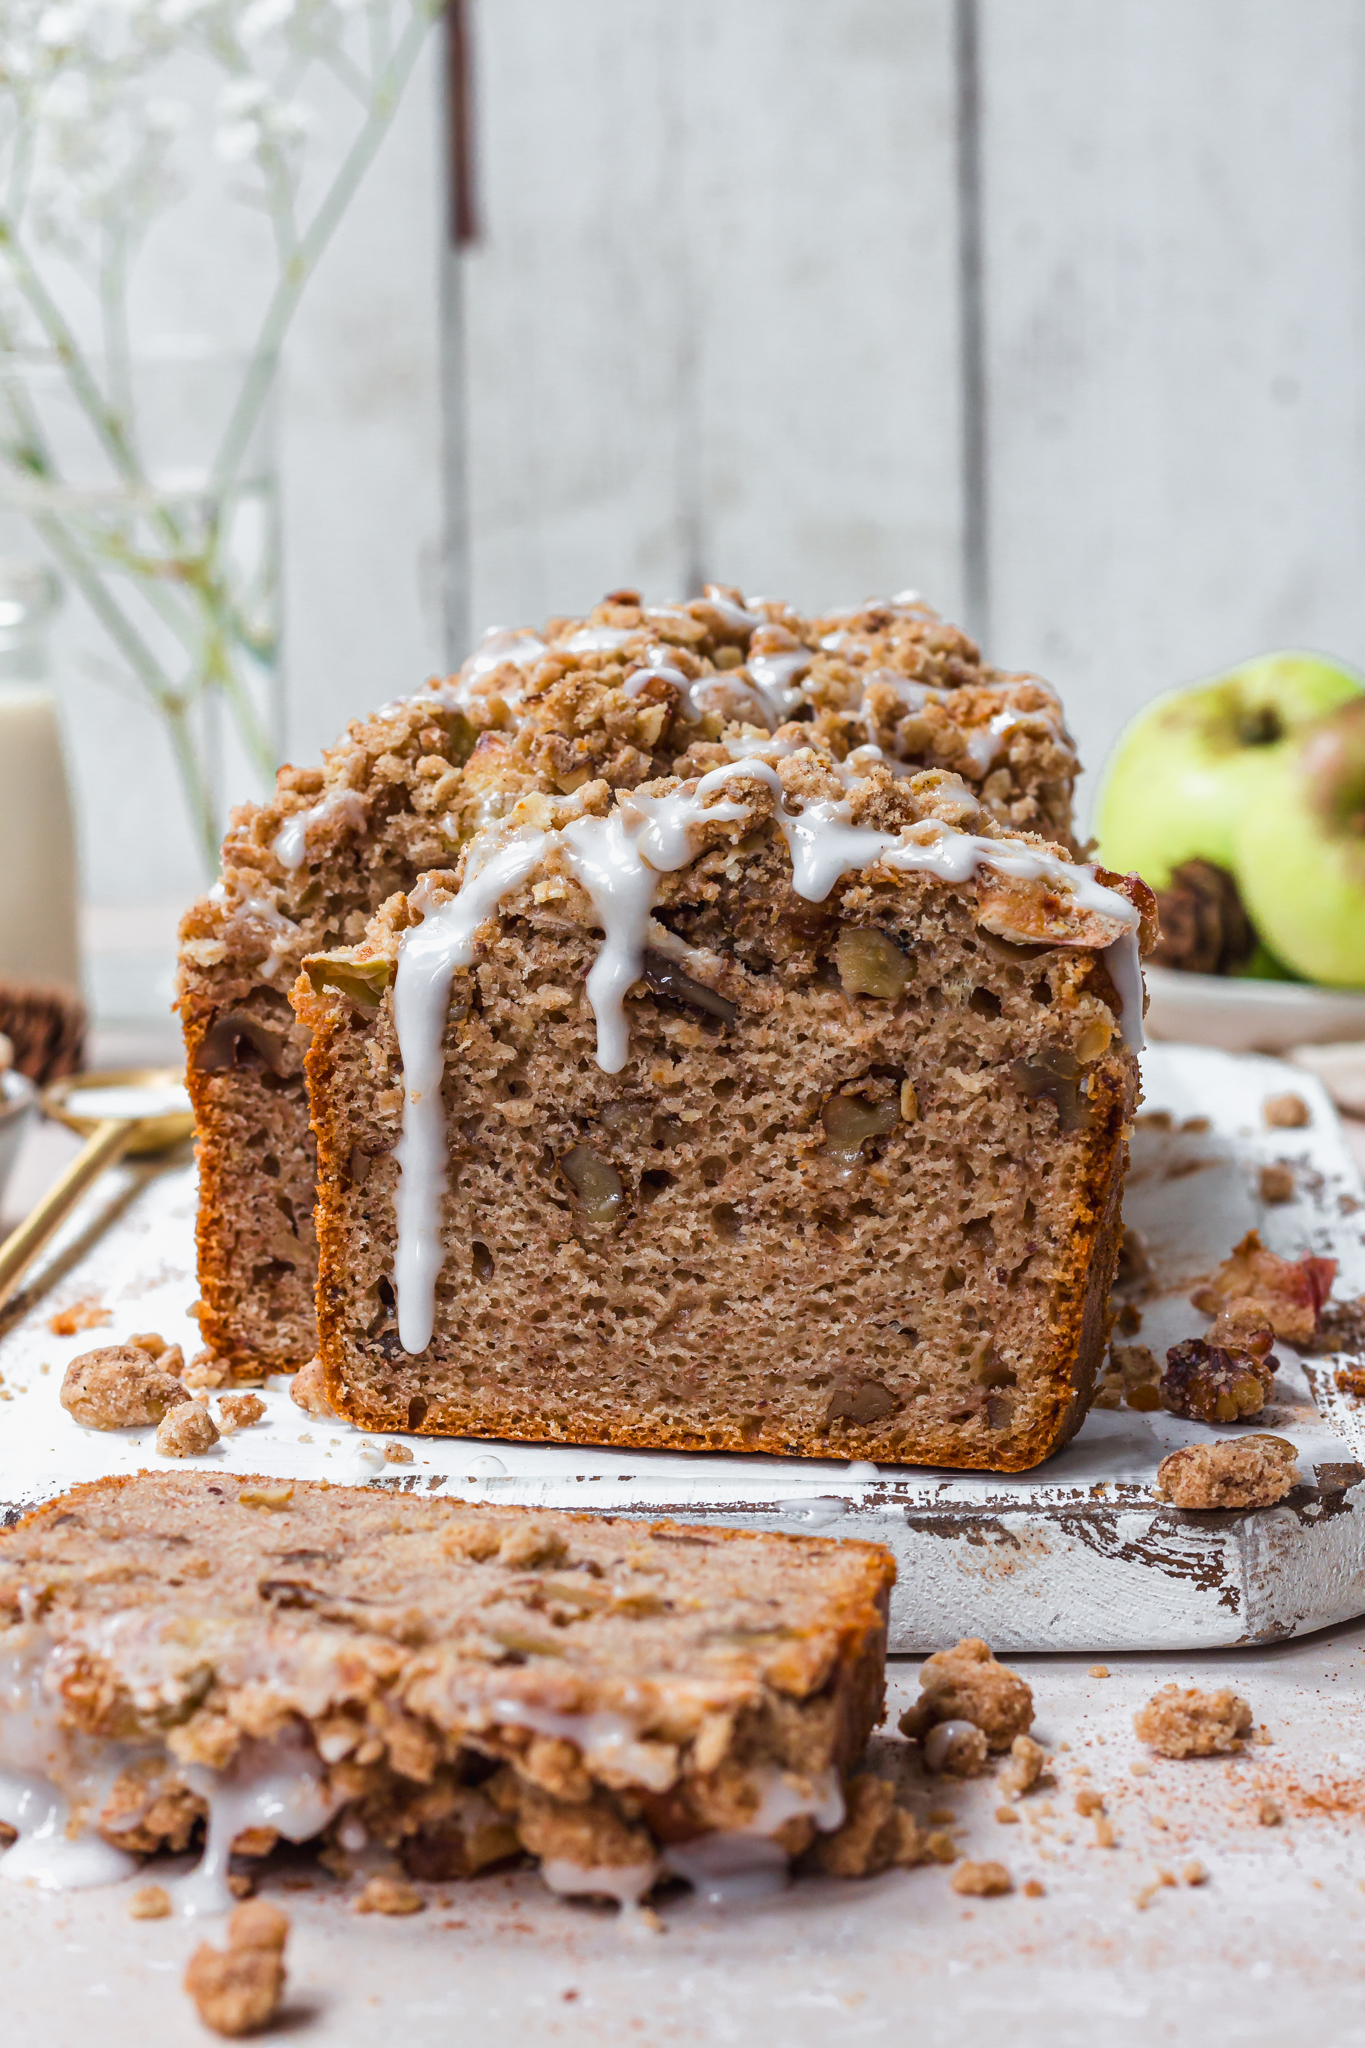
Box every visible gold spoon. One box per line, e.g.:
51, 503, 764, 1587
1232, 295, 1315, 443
0, 1065, 195, 1314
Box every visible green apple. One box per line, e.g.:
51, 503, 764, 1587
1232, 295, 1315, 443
1232, 699, 1365, 988
1095, 651, 1365, 888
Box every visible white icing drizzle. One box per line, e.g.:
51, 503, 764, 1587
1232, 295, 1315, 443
177, 1731, 344, 1916
272, 786, 367, 872
697, 587, 764, 630
540, 1855, 661, 1909
393, 828, 551, 1353
745, 646, 811, 725
0, 1634, 142, 1893
923, 1719, 981, 1772
664, 1831, 789, 1908
562, 626, 634, 655
464, 625, 547, 681
230, 893, 299, 982
389, 749, 1145, 1350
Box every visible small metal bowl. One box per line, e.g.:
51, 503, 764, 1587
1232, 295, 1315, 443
41, 1066, 195, 1157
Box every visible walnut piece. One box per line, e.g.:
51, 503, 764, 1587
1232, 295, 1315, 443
898, 1637, 1034, 1750
61, 1346, 191, 1430
1258, 1163, 1295, 1204
560, 1144, 625, 1223
129, 1883, 172, 1920
1264, 1091, 1310, 1128
1156, 1435, 1299, 1510
1190, 1230, 1335, 1344
1160, 1341, 1270, 1424
156, 1401, 220, 1458
834, 925, 913, 999
950, 1859, 1013, 1897
183, 1349, 229, 1391
1094, 1342, 1161, 1412
218, 1393, 266, 1434
1134, 1684, 1252, 1757
183, 1900, 289, 2037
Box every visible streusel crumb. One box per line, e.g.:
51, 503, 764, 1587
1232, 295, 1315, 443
1134, 1684, 1252, 1758
899, 1637, 1034, 1750
61, 1346, 191, 1431
951, 1860, 1012, 1897
1156, 1435, 1299, 1510
156, 1400, 220, 1458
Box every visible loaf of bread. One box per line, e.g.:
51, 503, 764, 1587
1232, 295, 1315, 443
179, 588, 1080, 1376
0, 1473, 894, 1907
296, 728, 1151, 1471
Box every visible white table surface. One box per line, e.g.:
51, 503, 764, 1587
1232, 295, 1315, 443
4, 1068, 1365, 2045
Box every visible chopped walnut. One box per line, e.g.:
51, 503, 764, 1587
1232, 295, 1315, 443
183, 1349, 229, 1392
1264, 1091, 1310, 1128
997, 1733, 1046, 1799
950, 1859, 1012, 1897
1160, 1336, 1275, 1425
1156, 1435, 1299, 1510
1190, 1231, 1336, 1344
898, 1637, 1034, 1750
1095, 1342, 1162, 1412
61, 1347, 192, 1430
218, 1393, 267, 1434
807, 1774, 928, 1876
290, 1356, 335, 1417
1258, 1163, 1295, 1204
1134, 1685, 1252, 1758
156, 1400, 220, 1458
354, 1874, 425, 1916
184, 1900, 289, 2037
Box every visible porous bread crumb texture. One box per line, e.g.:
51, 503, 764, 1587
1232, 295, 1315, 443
60, 1345, 189, 1430
1156, 1435, 1300, 1510
898, 1638, 1035, 1750
185, 1899, 289, 2038
299, 755, 1143, 1472
0, 1474, 893, 1897
1133, 1684, 1253, 1758
178, 589, 1083, 1375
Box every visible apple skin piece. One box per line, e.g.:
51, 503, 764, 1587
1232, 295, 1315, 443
1234, 700, 1365, 989
1095, 651, 1365, 889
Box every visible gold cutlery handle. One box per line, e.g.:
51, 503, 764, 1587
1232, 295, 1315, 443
0, 1119, 136, 1313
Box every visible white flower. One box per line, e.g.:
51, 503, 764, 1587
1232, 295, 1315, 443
260, 98, 310, 143
144, 93, 188, 133
218, 76, 270, 117
36, 5, 85, 44
214, 118, 260, 163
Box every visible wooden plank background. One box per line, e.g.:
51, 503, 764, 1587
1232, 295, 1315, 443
449, 0, 1365, 826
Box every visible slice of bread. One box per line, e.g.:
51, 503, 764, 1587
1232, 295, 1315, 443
179, 591, 1077, 1377
0, 1473, 893, 1906
297, 739, 1151, 1471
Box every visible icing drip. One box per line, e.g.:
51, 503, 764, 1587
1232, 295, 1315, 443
745, 646, 811, 725
562, 626, 634, 655
178, 1731, 343, 1916
561, 812, 672, 1076
272, 786, 367, 872
923, 1719, 981, 1772
0, 1634, 141, 1892
231, 893, 298, 982
392, 829, 550, 1352
539, 1856, 661, 1909
664, 1766, 843, 1909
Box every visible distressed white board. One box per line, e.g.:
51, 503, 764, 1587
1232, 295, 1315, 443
977, 0, 1365, 826
458, 0, 964, 628
2, 1044, 1363, 1653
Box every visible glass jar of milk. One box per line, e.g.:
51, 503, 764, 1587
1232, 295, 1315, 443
0, 562, 79, 994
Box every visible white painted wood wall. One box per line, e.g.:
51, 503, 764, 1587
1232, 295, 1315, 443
452, 0, 1365, 830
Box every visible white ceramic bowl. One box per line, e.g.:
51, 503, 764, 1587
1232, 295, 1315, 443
1145, 964, 1365, 1056
0, 1067, 35, 1219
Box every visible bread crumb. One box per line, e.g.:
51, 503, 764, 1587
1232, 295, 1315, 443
1134, 1685, 1252, 1758
218, 1393, 267, 1434
950, 1860, 1012, 1897
290, 1355, 336, 1418
1088, 1665, 1110, 1678
1258, 1163, 1295, 1204
1264, 1092, 1309, 1128
995, 1806, 1020, 1824
182, 1349, 228, 1391
1094, 1816, 1117, 1849
383, 1441, 414, 1464
1022, 1878, 1045, 1898
997, 1733, 1046, 1799
1075, 1789, 1105, 1817
128, 1331, 166, 1356
924, 1831, 957, 1864
1258, 1797, 1282, 1826
927, 1807, 957, 1824
48, 1295, 110, 1336
61, 1346, 191, 1430
898, 1638, 1033, 1750
184, 1900, 289, 2036
129, 1883, 172, 1920
156, 1400, 220, 1458
1156, 1435, 1299, 1510
809, 1774, 930, 1875
1130, 1760, 1151, 1778
1182, 1860, 1207, 1885
355, 1874, 425, 1915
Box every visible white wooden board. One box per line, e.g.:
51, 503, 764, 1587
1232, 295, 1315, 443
2, 1044, 1363, 1652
